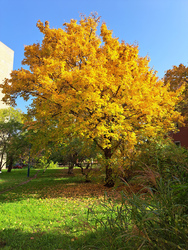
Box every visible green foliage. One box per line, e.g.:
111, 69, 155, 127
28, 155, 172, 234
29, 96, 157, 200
0, 107, 23, 123
88, 177, 188, 249
37, 156, 58, 169
37, 156, 48, 169
86, 139, 188, 249
50, 137, 99, 165
0, 107, 29, 171
48, 160, 59, 169
131, 138, 188, 181
164, 63, 188, 119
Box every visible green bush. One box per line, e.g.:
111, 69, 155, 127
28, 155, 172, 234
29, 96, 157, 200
37, 156, 58, 169
89, 177, 188, 249
85, 138, 188, 249
48, 160, 59, 169
131, 138, 188, 181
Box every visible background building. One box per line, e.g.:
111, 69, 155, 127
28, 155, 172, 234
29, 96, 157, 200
0, 41, 14, 108
171, 124, 188, 148
0, 41, 14, 169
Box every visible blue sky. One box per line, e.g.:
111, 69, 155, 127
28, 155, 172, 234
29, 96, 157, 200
1, 0, 188, 113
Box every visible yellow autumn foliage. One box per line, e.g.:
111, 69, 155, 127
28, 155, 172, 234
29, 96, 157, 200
1, 14, 184, 155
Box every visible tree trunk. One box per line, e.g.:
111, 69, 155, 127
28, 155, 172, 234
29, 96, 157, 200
104, 148, 114, 187
7, 156, 14, 173
0, 146, 5, 171
68, 162, 74, 174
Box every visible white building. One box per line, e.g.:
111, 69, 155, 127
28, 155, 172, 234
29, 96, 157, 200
0, 41, 14, 108
0, 41, 14, 169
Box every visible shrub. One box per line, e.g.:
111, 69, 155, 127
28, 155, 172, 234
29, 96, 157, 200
86, 137, 188, 248
131, 138, 188, 181
37, 156, 58, 169
88, 176, 188, 249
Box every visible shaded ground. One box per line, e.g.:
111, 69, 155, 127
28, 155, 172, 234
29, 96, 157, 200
0, 168, 127, 202
0, 170, 39, 194
0, 167, 142, 202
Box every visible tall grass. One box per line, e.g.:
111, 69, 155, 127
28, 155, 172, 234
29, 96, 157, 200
88, 175, 188, 249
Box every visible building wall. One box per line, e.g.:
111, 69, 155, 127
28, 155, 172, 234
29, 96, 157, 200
171, 125, 188, 148
0, 41, 14, 169
0, 41, 14, 108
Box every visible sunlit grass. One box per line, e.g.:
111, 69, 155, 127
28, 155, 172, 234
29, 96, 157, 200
0, 168, 121, 249
2, 167, 186, 249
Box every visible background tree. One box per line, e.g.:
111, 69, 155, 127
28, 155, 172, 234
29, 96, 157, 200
164, 63, 188, 119
6, 129, 29, 172
1, 14, 183, 186
50, 136, 99, 178
0, 108, 27, 172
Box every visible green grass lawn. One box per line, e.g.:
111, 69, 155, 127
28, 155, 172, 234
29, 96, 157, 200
0, 168, 123, 250
1, 168, 187, 249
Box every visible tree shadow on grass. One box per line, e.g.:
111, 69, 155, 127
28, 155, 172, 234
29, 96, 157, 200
0, 227, 125, 250
0, 168, 121, 203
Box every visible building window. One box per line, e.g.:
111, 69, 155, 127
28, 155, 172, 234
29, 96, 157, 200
174, 141, 181, 147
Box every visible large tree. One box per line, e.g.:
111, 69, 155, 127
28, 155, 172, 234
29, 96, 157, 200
0, 14, 183, 186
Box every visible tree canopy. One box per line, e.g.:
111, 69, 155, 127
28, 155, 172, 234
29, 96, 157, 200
0, 107, 27, 171
0, 14, 183, 185
164, 63, 188, 119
